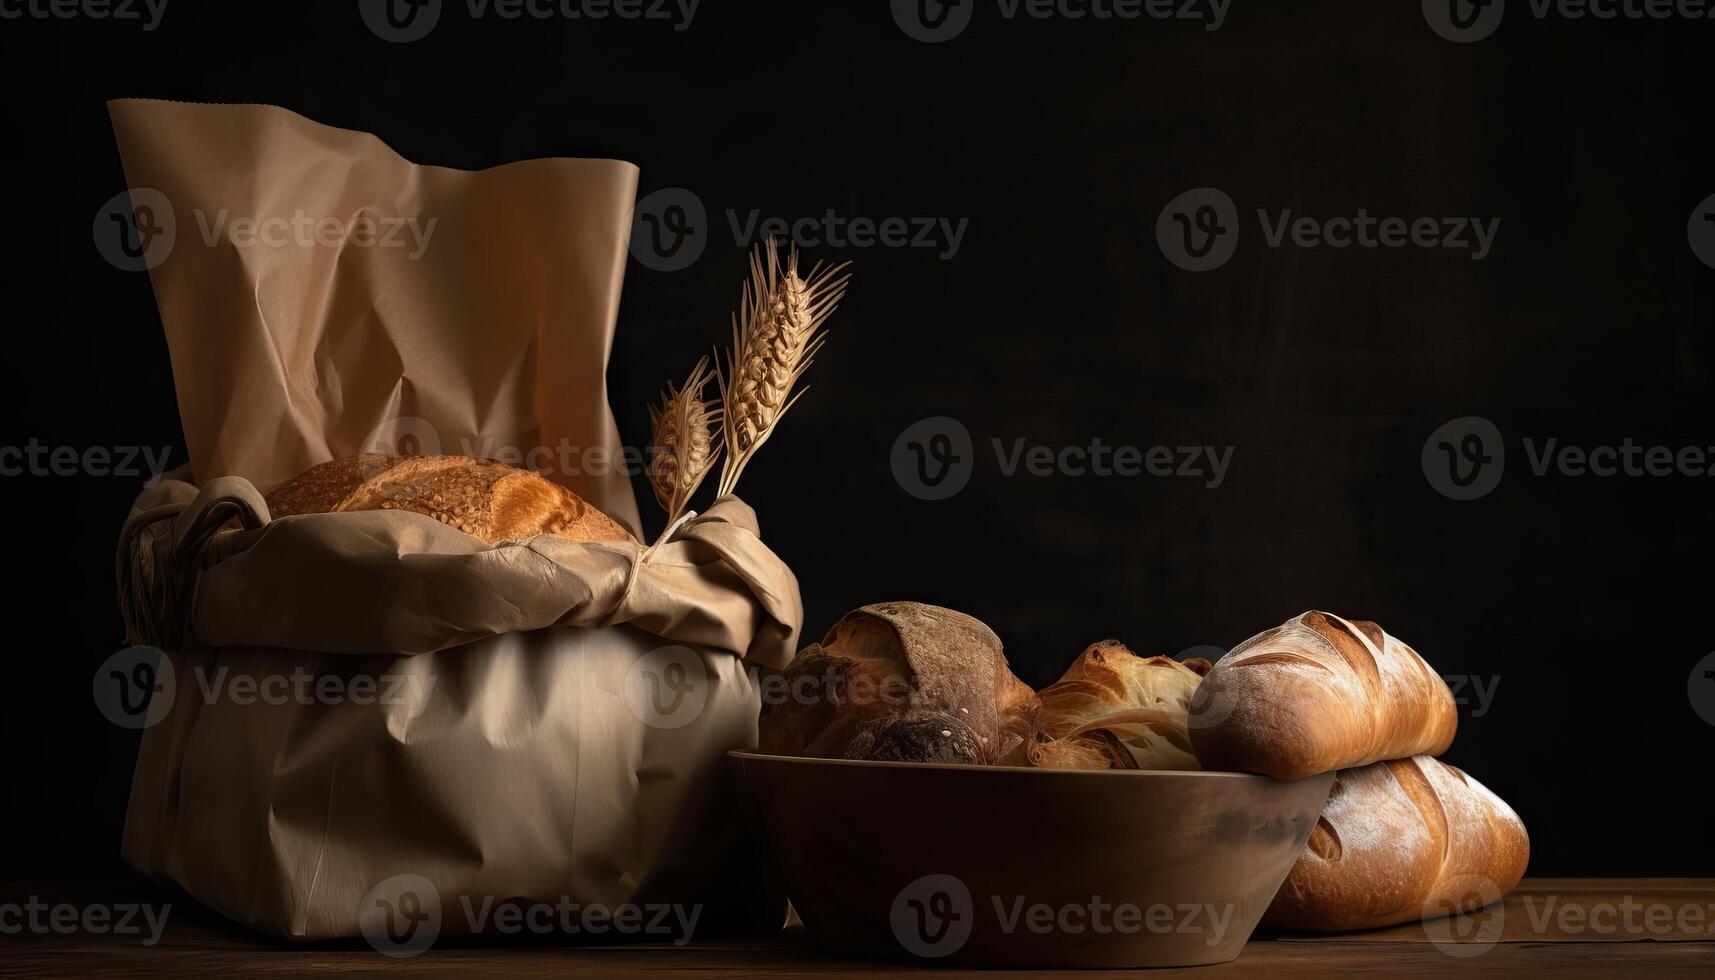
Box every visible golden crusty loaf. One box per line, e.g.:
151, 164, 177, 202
1188, 611, 1457, 779
1265, 755, 1529, 931
758, 602, 1039, 765
1028, 641, 1211, 771
264, 454, 633, 545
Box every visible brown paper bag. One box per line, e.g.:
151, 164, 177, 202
108, 97, 643, 534
109, 100, 800, 943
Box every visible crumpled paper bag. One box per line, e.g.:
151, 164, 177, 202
108, 97, 643, 534
109, 100, 799, 941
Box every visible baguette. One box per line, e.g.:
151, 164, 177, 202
1188, 611, 1457, 779
1264, 755, 1529, 931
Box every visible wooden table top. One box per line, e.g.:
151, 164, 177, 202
2, 877, 1712, 977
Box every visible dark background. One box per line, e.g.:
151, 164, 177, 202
2, 0, 1711, 882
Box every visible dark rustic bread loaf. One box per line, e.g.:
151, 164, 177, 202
758, 602, 1039, 766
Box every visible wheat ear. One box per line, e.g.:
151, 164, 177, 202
716, 241, 851, 498
648, 355, 723, 534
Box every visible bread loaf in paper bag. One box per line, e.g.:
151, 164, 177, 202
109, 99, 800, 942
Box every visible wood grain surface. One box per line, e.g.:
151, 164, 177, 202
2, 878, 1712, 977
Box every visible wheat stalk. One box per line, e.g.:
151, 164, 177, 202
716, 240, 851, 498
648, 355, 723, 534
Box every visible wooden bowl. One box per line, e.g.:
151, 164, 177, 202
730, 751, 1332, 968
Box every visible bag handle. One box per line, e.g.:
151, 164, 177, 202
116, 477, 271, 649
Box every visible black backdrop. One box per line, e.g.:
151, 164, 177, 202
1, 0, 1711, 881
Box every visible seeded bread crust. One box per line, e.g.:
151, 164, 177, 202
263, 454, 633, 545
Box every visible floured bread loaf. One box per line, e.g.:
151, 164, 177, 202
758, 602, 1039, 765
1189, 611, 1457, 779
1029, 641, 1210, 771
264, 454, 633, 545
1264, 756, 1529, 931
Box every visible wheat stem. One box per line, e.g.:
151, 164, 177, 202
716, 241, 850, 498
648, 355, 723, 539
